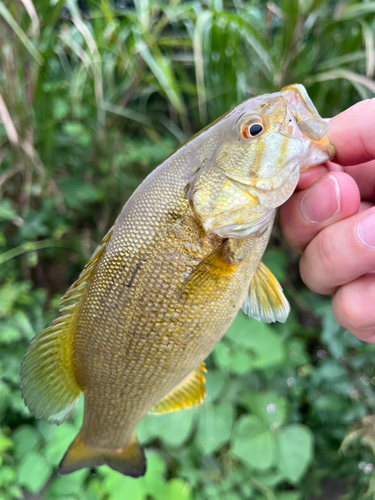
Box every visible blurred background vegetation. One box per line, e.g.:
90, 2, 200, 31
1, 0, 375, 499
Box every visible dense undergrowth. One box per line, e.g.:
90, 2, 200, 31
1, 0, 375, 499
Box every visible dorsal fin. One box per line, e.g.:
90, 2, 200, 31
149, 363, 207, 414
20, 228, 113, 424
241, 261, 290, 323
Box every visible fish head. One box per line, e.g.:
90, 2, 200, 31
189, 84, 335, 238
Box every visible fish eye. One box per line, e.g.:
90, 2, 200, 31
249, 124, 263, 136
240, 119, 265, 139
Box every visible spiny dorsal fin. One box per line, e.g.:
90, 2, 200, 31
149, 363, 207, 414
242, 261, 290, 323
180, 243, 238, 305
20, 228, 113, 424
59, 431, 146, 477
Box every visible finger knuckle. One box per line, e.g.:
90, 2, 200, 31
303, 230, 340, 292
333, 287, 373, 333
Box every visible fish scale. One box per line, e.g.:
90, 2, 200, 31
20, 85, 335, 476
76, 163, 247, 446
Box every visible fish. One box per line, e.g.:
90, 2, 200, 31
20, 84, 335, 477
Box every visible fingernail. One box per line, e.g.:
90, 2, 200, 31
358, 211, 375, 248
300, 175, 340, 223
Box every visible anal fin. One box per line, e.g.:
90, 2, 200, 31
59, 432, 146, 477
242, 262, 290, 323
149, 363, 207, 414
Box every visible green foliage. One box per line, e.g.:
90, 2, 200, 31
1, 0, 375, 499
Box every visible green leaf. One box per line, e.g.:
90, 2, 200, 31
241, 391, 287, 428
286, 339, 309, 366
12, 426, 41, 458
0, 324, 20, 344
52, 97, 69, 120
46, 470, 88, 497
275, 493, 302, 500
137, 408, 197, 447
0, 465, 17, 486
0, 282, 30, 318
231, 415, 277, 470
223, 315, 285, 370
0, 433, 13, 453
164, 479, 192, 500
140, 453, 168, 500
213, 341, 254, 374
18, 451, 52, 493
103, 472, 146, 500
42, 424, 78, 467
205, 370, 227, 402
217, 494, 243, 500
0, 200, 18, 222
196, 402, 234, 454
277, 424, 314, 483
0, 381, 11, 412
255, 471, 284, 488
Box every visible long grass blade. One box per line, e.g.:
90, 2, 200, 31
334, 2, 375, 21
306, 69, 375, 95
0, 93, 19, 145
19, 0, 40, 37
193, 10, 212, 124
0, 240, 71, 266
361, 21, 375, 78
317, 51, 365, 71
0, 1, 43, 64
101, 102, 150, 126
66, 0, 105, 126
135, 33, 185, 115
224, 12, 273, 75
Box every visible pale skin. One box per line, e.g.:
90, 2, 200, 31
279, 98, 375, 343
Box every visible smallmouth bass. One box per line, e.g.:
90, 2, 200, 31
20, 84, 335, 477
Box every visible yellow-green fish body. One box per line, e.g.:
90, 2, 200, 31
20, 85, 335, 476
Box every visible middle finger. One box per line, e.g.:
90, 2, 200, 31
300, 207, 375, 294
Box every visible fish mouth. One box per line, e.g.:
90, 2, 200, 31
281, 84, 336, 161
279, 106, 335, 171
281, 84, 331, 140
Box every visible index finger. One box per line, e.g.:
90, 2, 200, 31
329, 98, 375, 166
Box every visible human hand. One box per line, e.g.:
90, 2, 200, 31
279, 99, 375, 342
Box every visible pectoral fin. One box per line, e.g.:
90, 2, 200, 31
242, 262, 290, 323
149, 363, 207, 414
180, 242, 238, 304
59, 432, 146, 477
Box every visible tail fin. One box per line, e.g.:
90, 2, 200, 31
58, 432, 146, 477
